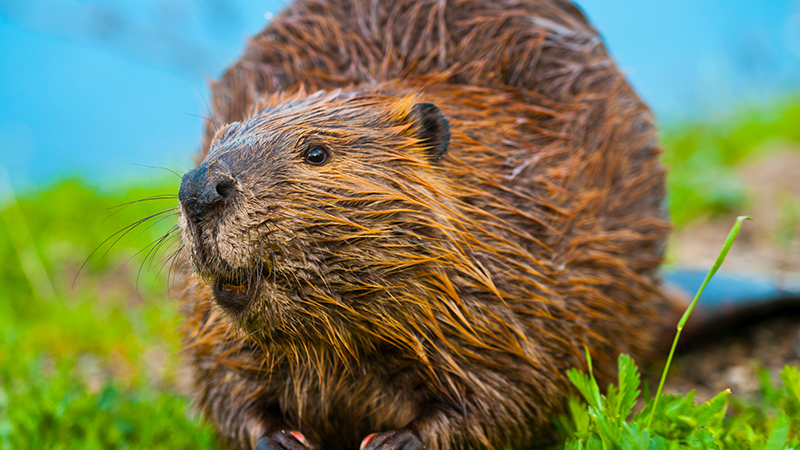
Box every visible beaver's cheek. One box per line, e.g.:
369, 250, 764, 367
213, 220, 262, 267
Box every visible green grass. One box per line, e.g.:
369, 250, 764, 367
555, 355, 800, 449
0, 176, 220, 449
0, 96, 799, 448
662, 95, 800, 226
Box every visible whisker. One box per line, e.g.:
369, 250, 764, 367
162, 243, 187, 300
144, 224, 180, 271
101, 195, 178, 223
183, 111, 221, 128
155, 234, 183, 278
195, 82, 221, 128
74, 207, 179, 287
174, 158, 192, 172
135, 225, 181, 288
132, 163, 183, 179
146, 233, 183, 292
130, 210, 180, 242
109, 196, 179, 208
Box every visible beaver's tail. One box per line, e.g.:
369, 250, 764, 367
659, 269, 800, 350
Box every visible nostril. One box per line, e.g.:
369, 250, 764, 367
215, 178, 236, 198
178, 160, 237, 221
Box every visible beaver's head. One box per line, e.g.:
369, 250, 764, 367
178, 89, 453, 345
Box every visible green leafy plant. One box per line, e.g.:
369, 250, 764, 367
555, 352, 800, 449
554, 217, 800, 449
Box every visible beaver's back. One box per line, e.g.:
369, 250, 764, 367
203, 0, 635, 153
339, 79, 669, 379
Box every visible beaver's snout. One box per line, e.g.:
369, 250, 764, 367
178, 157, 261, 315
178, 159, 237, 222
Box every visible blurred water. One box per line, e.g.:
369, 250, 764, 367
1, 0, 799, 194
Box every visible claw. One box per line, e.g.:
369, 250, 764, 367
360, 433, 377, 450
290, 431, 308, 446
256, 429, 310, 450
359, 430, 423, 450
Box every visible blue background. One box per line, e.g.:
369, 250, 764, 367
1, 0, 799, 193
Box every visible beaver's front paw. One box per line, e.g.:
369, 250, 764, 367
359, 430, 424, 450
256, 430, 309, 450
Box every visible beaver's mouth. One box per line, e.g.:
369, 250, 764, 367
213, 273, 260, 314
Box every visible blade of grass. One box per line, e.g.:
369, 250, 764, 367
647, 215, 750, 428
0, 166, 57, 302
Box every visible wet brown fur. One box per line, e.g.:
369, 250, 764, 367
177, 1, 670, 449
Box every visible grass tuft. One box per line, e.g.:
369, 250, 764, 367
554, 216, 799, 449
0, 176, 221, 449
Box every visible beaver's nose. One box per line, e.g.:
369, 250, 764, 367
178, 159, 236, 221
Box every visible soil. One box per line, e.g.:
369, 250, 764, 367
660, 149, 800, 403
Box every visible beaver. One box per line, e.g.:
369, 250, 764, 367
175, 1, 670, 449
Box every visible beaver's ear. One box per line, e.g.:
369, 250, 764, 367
409, 102, 450, 160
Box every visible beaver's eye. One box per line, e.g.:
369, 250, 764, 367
305, 147, 328, 165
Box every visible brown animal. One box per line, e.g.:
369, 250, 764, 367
175, 1, 670, 449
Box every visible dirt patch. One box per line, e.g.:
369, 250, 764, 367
662, 149, 800, 403
670, 150, 800, 275
657, 315, 800, 403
